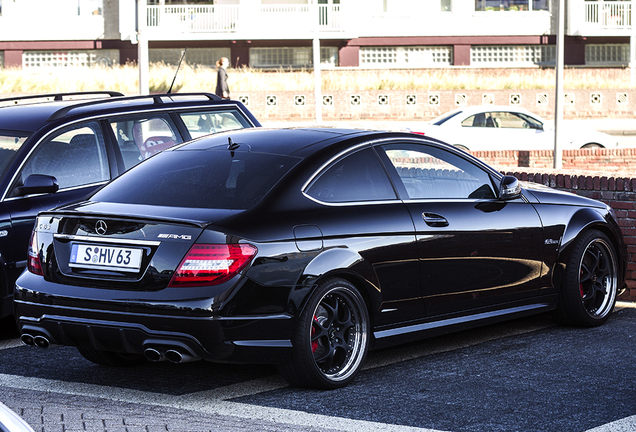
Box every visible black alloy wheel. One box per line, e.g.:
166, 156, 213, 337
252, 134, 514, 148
554, 229, 618, 327
279, 278, 369, 389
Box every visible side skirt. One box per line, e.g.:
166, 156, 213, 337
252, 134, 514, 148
372, 295, 558, 350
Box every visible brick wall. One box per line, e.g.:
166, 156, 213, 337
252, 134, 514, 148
239, 89, 636, 122
493, 161, 636, 302
472, 148, 636, 172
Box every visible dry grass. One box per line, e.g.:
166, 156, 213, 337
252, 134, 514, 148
0, 63, 632, 94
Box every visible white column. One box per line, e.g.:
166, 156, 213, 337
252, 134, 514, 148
553, 0, 565, 169
313, 36, 323, 123
629, 0, 636, 87
137, 0, 150, 95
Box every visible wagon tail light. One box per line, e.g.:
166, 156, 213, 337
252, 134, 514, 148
27, 230, 44, 276
168, 244, 257, 287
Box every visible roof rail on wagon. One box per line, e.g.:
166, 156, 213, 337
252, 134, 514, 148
0, 91, 124, 107
47, 92, 223, 122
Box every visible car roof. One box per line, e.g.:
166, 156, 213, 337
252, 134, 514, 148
0, 92, 247, 133
457, 105, 534, 115
176, 127, 407, 158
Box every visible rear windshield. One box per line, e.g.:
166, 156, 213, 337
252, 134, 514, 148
0, 131, 30, 179
91, 149, 300, 210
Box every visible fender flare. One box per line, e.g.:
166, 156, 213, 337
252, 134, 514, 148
293, 247, 380, 319
553, 207, 615, 290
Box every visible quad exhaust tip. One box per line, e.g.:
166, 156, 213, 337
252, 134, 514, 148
144, 347, 200, 363
21, 334, 51, 348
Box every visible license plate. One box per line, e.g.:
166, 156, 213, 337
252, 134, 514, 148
69, 243, 143, 273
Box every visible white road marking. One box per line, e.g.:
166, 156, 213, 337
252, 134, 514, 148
585, 416, 636, 432
0, 373, 444, 432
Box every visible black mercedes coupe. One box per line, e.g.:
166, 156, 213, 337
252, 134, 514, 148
14, 128, 627, 389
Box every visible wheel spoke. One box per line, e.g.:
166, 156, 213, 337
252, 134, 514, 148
312, 295, 358, 373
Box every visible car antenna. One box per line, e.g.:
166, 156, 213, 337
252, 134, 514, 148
228, 137, 240, 150
167, 47, 187, 94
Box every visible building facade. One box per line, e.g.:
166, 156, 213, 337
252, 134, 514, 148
0, 0, 632, 70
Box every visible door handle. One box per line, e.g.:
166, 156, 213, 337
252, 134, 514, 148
422, 213, 449, 227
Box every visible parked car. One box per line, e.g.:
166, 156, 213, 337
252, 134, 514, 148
0, 91, 260, 320
413, 106, 619, 151
14, 128, 626, 389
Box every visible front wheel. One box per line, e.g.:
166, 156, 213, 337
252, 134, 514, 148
581, 143, 603, 149
553, 229, 618, 327
279, 278, 370, 389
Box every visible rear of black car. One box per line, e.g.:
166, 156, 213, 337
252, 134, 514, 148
14, 144, 302, 364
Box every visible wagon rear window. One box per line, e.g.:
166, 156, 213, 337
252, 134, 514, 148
0, 131, 30, 179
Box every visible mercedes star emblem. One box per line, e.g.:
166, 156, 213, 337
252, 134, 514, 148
95, 220, 108, 236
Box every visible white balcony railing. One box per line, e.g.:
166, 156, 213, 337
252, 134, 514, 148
584, 0, 632, 28
146, 4, 343, 36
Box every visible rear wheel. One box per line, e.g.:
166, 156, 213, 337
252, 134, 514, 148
581, 143, 603, 149
553, 229, 618, 327
77, 346, 146, 367
279, 278, 369, 389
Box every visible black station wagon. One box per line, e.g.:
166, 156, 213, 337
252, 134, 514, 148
0, 92, 260, 320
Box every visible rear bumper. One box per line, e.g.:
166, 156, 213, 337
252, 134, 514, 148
14, 273, 295, 364
16, 308, 292, 364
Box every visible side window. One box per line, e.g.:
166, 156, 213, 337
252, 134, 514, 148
14, 122, 109, 194
461, 112, 498, 128
379, 143, 496, 200
109, 115, 182, 170
178, 110, 253, 139
305, 147, 396, 203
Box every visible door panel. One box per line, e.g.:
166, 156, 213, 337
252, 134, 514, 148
406, 200, 544, 315
377, 141, 545, 317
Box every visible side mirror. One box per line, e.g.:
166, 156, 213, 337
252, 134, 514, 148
499, 175, 521, 200
17, 174, 59, 196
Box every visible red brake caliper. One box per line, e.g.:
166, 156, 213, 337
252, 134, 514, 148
580, 269, 585, 298
311, 315, 319, 352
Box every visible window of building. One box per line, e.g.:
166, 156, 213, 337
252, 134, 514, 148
475, 0, 548, 11
22, 50, 119, 68
0, 52, 4, 70
471, 45, 554, 66
586, 44, 629, 65
249, 47, 338, 69
360, 46, 452, 67
149, 48, 230, 67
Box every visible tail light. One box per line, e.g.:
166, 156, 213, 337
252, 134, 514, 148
27, 230, 43, 276
169, 244, 257, 287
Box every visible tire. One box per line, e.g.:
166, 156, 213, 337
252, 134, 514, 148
553, 229, 618, 327
581, 143, 603, 149
77, 346, 146, 367
279, 278, 370, 389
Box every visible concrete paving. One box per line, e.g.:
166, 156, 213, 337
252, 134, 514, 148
0, 304, 634, 432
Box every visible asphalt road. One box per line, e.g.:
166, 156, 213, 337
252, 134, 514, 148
0, 303, 634, 432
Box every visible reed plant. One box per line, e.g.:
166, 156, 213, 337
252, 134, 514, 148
0, 63, 632, 94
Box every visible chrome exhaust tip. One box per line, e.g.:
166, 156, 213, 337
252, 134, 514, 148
165, 349, 198, 364
143, 348, 164, 362
33, 335, 50, 349
20, 334, 35, 346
